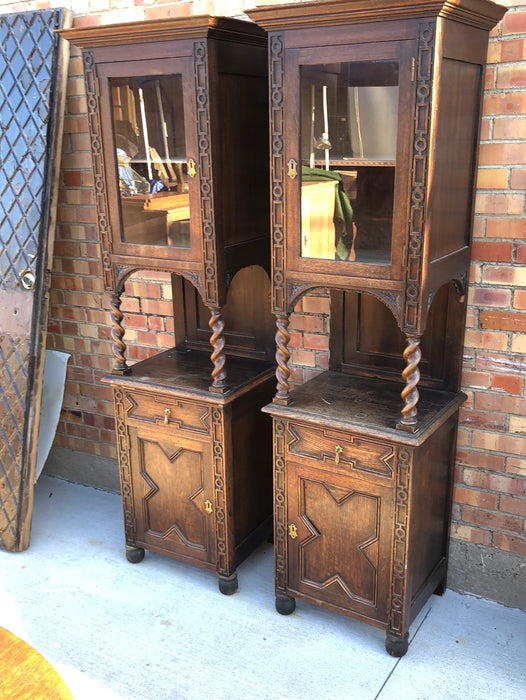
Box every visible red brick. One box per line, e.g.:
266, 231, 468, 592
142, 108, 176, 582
492, 116, 526, 140
491, 374, 523, 395
473, 392, 526, 416
471, 240, 514, 262
502, 10, 526, 36
453, 486, 498, 510
472, 431, 526, 457
492, 533, 526, 556
460, 370, 491, 390
459, 408, 507, 431
513, 289, 526, 310
291, 349, 316, 367
500, 495, 526, 517
518, 244, 526, 263
450, 523, 491, 546
474, 192, 523, 215
470, 287, 512, 307
461, 506, 523, 534
510, 168, 526, 190
289, 313, 325, 333
479, 310, 526, 333
144, 3, 192, 20
482, 91, 526, 117
496, 64, 526, 89
463, 469, 524, 496
301, 294, 331, 315
303, 333, 330, 351
463, 329, 508, 352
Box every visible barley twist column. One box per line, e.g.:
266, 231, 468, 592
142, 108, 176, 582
109, 290, 128, 374
209, 308, 227, 393
397, 336, 421, 432
274, 313, 291, 404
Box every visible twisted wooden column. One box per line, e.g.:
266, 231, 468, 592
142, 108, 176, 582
109, 290, 128, 374
274, 313, 291, 405
209, 307, 227, 393
397, 336, 421, 432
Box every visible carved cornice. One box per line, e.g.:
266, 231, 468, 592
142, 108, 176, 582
59, 16, 266, 48
248, 0, 506, 32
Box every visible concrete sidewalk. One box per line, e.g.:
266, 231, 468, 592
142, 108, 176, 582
0, 475, 524, 700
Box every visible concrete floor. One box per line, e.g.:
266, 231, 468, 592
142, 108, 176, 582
0, 475, 524, 700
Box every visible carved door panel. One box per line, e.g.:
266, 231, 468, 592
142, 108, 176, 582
286, 462, 394, 623
128, 426, 216, 565
0, 9, 70, 552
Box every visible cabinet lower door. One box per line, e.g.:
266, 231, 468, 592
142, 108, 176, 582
286, 463, 393, 624
128, 426, 215, 565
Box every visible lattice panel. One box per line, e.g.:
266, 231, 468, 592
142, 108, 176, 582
0, 9, 66, 551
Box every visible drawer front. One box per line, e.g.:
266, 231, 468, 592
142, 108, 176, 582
124, 390, 211, 437
286, 420, 395, 480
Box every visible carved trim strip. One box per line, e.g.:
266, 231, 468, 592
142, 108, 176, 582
274, 418, 287, 593
211, 407, 229, 575
194, 40, 218, 307
83, 51, 115, 291
389, 447, 413, 635
404, 23, 435, 333
113, 388, 136, 544
269, 34, 286, 314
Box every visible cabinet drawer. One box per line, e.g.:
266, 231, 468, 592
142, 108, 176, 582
285, 420, 394, 480
124, 390, 212, 437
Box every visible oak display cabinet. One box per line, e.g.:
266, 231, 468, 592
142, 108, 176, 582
248, 0, 506, 654
61, 16, 275, 594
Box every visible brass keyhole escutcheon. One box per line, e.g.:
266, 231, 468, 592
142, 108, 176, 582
19, 268, 36, 290
163, 408, 171, 425
204, 500, 213, 514
335, 445, 343, 464
288, 523, 298, 539
287, 158, 298, 180
187, 158, 196, 178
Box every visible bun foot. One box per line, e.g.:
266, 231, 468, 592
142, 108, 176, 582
275, 594, 296, 615
218, 572, 238, 595
385, 632, 409, 657
125, 545, 145, 563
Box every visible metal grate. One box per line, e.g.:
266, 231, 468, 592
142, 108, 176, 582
0, 9, 66, 550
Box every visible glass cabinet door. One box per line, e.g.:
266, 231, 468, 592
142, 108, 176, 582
109, 74, 191, 249
297, 58, 400, 267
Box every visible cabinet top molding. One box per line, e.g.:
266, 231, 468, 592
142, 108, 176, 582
247, 0, 507, 32
58, 14, 265, 48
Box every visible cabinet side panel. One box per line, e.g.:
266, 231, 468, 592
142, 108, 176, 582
231, 377, 275, 553
407, 415, 457, 618
216, 52, 270, 250
428, 59, 482, 261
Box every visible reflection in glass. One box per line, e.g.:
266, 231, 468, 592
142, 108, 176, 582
300, 61, 399, 263
110, 75, 190, 248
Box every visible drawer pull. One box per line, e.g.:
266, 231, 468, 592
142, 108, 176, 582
204, 500, 213, 514
335, 445, 343, 464
163, 408, 171, 425
288, 523, 298, 539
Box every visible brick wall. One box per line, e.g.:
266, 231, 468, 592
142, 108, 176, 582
3, 0, 523, 606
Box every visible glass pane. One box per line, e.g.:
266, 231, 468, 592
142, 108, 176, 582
300, 61, 398, 263
110, 75, 190, 248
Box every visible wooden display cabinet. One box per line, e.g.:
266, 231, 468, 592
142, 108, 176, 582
61, 16, 274, 593
248, 0, 506, 653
